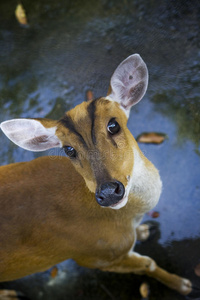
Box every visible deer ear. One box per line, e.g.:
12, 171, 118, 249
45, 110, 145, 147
0, 118, 62, 151
107, 54, 148, 114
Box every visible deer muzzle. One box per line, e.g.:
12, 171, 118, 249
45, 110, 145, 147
95, 181, 125, 207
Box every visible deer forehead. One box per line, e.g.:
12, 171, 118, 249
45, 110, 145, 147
58, 98, 129, 147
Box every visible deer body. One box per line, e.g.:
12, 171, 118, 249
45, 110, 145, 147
0, 149, 159, 281
0, 55, 192, 295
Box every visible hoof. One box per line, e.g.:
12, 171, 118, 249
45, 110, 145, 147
179, 278, 192, 295
0, 289, 28, 300
136, 224, 150, 241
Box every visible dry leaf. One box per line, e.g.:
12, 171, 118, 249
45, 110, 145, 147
15, 4, 28, 25
86, 90, 94, 101
136, 132, 167, 144
139, 282, 150, 298
147, 211, 160, 218
50, 266, 58, 278
194, 263, 200, 277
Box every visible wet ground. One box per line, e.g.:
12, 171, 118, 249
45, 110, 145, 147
0, 0, 200, 299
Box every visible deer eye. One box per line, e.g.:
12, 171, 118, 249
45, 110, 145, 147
63, 146, 77, 158
107, 118, 120, 135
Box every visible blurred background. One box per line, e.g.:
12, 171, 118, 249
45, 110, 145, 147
0, 0, 199, 299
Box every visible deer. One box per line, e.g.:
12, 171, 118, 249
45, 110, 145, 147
0, 54, 192, 297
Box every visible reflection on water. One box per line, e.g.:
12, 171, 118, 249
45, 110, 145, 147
152, 59, 200, 148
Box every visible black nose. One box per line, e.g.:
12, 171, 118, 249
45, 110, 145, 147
95, 181, 125, 207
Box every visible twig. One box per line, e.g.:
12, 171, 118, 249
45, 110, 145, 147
100, 283, 116, 300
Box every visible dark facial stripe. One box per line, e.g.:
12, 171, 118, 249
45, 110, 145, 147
59, 115, 88, 148
87, 98, 99, 145
89, 149, 112, 186
109, 136, 118, 148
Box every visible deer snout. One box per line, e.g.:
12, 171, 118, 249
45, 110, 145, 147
95, 181, 125, 207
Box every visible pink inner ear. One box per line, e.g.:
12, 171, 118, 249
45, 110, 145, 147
125, 81, 146, 108
31, 135, 49, 145
26, 134, 61, 151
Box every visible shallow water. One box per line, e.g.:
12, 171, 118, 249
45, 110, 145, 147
0, 0, 199, 299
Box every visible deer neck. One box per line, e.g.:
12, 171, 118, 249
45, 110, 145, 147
127, 147, 162, 215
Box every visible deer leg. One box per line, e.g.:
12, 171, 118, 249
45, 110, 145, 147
103, 252, 192, 295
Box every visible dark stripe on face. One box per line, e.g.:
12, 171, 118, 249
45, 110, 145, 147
59, 115, 88, 148
87, 98, 99, 145
109, 137, 118, 148
90, 150, 112, 186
